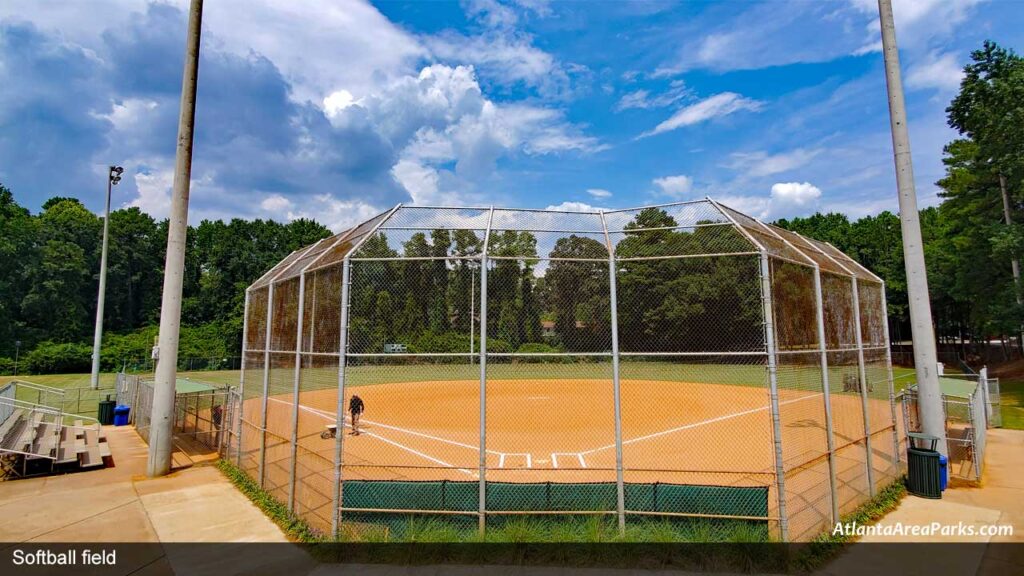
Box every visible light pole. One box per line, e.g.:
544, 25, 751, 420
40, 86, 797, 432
14, 341, 20, 376
148, 0, 203, 477
877, 0, 947, 455
91, 166, 123, 390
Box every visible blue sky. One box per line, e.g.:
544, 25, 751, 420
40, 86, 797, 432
2, 0, 1023, 230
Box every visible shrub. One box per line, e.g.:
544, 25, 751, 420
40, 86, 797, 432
22, 341, 93, 374
0, 357, 14, 375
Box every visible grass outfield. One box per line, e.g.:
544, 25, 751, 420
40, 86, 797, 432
999, 380, 1024, 429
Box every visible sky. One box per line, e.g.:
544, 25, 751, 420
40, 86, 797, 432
2, 0, 1023, 231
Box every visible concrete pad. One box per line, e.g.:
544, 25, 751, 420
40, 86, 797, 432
25, 500, 158, 543
820, 428, 1024, 576
0, 425, 295, 547
854, 495, 1003, 542
0, 481, 140, 541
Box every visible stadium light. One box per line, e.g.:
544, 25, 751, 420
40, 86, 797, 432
90, 165, 123, 390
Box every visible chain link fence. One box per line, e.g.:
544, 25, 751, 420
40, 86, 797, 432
900, 372, 999, 481
227, 200, 900, 541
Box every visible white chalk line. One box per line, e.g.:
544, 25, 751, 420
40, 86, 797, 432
551, 453, 587, 469
579, 392, 825, 456
266, 397, 477, 477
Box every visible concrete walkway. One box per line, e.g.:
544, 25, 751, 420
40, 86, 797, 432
0, 426, 313, 574
820, 427, 1024, 575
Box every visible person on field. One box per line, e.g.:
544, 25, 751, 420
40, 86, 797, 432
349, 395, 365, 436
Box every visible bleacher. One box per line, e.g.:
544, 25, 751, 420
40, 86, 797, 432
0, 381, 111, 479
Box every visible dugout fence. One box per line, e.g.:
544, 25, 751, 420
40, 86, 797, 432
224, 199, 901, 542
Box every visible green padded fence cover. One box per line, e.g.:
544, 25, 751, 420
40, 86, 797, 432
342, 480, 768, 518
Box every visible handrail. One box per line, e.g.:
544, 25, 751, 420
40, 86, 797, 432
0, 396, 64, 414
8, 380, 66, 396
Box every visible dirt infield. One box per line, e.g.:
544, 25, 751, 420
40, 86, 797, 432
233, 376, 894, 537
246, 378, 885, 483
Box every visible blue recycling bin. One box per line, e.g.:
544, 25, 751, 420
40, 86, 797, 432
939, 454, 948, 491
113, 405, 131, 426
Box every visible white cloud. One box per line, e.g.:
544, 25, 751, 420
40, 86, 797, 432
279, 193, 385, 231
849, 0, 985, 55
639, 93, 763, 138
906, 52, 964, 92
93, 98, 158, 131
771, 181, 822, 205
712, 182, 823, 221
318, 64, 601, 206
545, 201, 602, 212
652, 175, 694, 198
587, 188, 612, 199
259, 194, 293, 213
615, 81, 690, 111
128, 169, 174, 219
729, 149, 823, 178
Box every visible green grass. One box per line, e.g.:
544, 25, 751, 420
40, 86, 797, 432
997, 379, 1024, 430
217, 458, 328, 542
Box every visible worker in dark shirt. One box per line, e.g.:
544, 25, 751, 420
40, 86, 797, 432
349, 395, 365, 436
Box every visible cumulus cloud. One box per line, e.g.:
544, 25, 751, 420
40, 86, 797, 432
424, 0, 583, 98
713, 181, 823, 221
770, 181, 822, 205
652, 175, 694, 198
587, 188, 612, 199
639, 93, 763, 138
0, 3, 602, 228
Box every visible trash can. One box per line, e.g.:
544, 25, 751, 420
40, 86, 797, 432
113, 405, 131, 426
939, 454, 948, 491
906, 432, 942, 499
98, 396, 116, 425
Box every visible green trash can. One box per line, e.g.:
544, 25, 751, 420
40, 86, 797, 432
98, 396, 116, 426
906, 432, 942, 499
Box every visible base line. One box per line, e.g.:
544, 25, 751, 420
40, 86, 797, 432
580, 392, 824, 456
265, 397, 475, 477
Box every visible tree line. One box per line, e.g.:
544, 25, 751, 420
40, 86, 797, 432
0, 188, 330, 373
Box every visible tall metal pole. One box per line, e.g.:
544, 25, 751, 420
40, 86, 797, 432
332, 260, 353, 535
603, 212, 626, 534
851, 278, 876, 497
91, 167, 121, 390
147, 0, 204, 477
478, 207, 494, 536
877, 0, 947, 456
812, 268, 839, 526
760, 252, 788, 541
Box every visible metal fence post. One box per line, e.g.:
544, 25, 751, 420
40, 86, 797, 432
851, 278, 875, 497
288, 273, 306, 511
237, 290, 250, 466
759, 251, 789, 541
812, 267, 840, 525
258, 284, 274, 488
601, 211, 626, 533
880, 284, 901, 471
332, 258, 353, 536
478, 207, 494, 536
